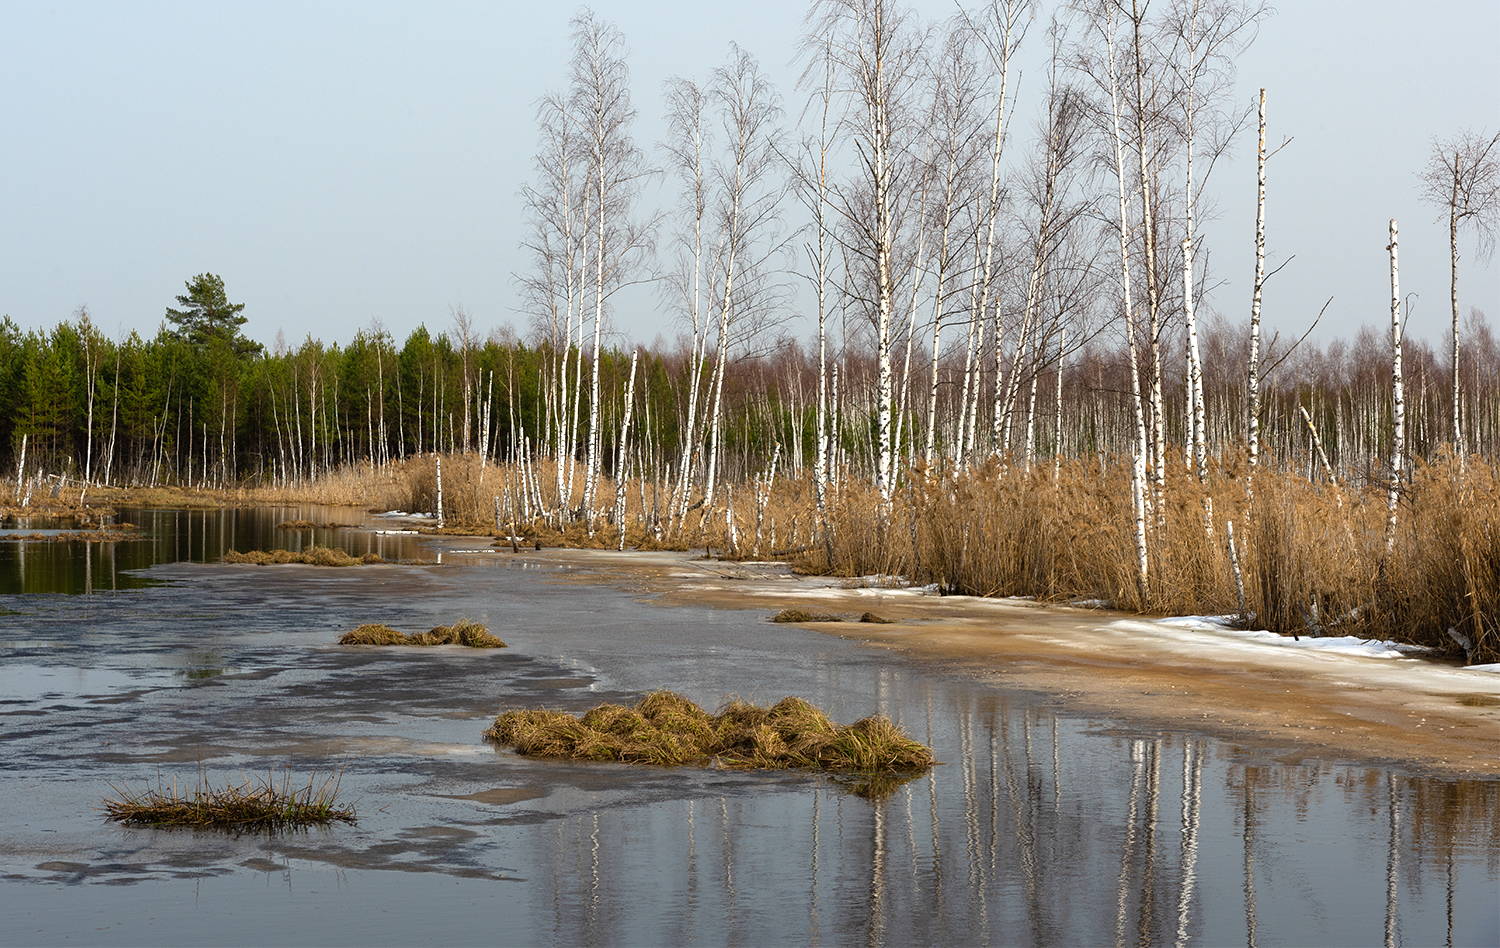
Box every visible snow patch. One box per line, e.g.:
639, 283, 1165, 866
1145, 615, 1436, 659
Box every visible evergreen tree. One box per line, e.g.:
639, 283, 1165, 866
165, 273, 261, 358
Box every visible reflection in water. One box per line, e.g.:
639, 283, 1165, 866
1242, 767, 1259, 948
0, 505, 431, 594
529, 705, 1493, 946
1387, 773, 1400, 948
1175, 740, 1203, 948
510, 695, 1496, 945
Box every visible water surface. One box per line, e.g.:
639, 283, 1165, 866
0, 505, 431, 594
0, 523, 1494, 946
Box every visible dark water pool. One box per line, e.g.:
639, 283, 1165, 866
0, 505, 431, 594
0, 531, 1495, 946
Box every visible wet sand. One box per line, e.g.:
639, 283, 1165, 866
519, 547, 1500, 779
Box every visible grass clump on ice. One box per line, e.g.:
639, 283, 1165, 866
222, 546, 381, 566
770, 608, 845, 623
338, 618, 505, 648
103, 769, 355, 830
483, 691, 935, 785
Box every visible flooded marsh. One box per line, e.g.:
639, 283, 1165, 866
0, 510, 1495, 946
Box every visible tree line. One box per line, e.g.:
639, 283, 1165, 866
3, 299, 1495, 500
6, 0, 1497, 539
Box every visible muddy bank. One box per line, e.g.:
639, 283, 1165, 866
507, 547, 1500, 779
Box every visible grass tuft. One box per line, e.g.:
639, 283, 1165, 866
338, 623, 407, 645
102, 769, 355, 830
770, 608, 844, 623
482, 691, 936, 791
338, 618, 505, 648
859, 612, 896, 624
222, 546, 381, 567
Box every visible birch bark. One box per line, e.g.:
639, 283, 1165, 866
1386, 219, 1403, 552
1248, 89, 1265, 472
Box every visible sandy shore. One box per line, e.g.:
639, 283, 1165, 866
510, 547, 1500, 780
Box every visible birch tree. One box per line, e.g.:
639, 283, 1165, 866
1386, 219, 1403, 552
660, 75, 713, 524
1247, 87, 1266, 471
997, 28, 1090, 456
1070, 0, 1152, 601
790, 41, 842, 519
966, 0, 1027, 462
517, 90, 585, 510
1166, 0, 1266, 487
698, 45, 789, 509
806, 0, 925, 501
918, 26, 987, 465
569, 10, 654, 528
1418, 128, 1500, 453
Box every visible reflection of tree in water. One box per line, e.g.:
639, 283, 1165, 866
520, 690, 1495, 945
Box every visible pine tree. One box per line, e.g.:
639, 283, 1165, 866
165, 273, 261, 358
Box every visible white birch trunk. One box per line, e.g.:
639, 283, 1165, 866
1184, 235, 1212, 538
104, 347, 120, 486
614, 349, 639, 550
1104, 3, 1150, 597
13, 434, 25, 502
1184, 241, 1207, 484
1131, 0, 1167, 514
583, 186, 606, 530
1248, 89, 1266, 472
957, 244, 985, 463
872, 60, 895, 503
1053, 327, 1065, 481
1386, 219, 1403, 552
82, 330, 96, 484
1449, 153, 1462, 454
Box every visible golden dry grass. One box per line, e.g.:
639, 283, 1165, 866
801, 453, 1499, 664
102, 769, 355, 829
338, 618, 505, 648
338, 623, 408, 645
483, 691, 936, 786
222, 546, 382, 566
50, 446, 1493, 663
770, 609, 844, 623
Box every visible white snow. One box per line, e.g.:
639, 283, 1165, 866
1148, 615, 1436, 659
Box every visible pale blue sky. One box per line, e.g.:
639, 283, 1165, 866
0, 1, 1495, 353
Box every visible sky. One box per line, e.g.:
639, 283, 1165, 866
0, 0, 1495, 355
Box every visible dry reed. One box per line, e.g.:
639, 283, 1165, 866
102, 769, 355, 829
87, 446, 1494, 663
801, 453, 1499, 664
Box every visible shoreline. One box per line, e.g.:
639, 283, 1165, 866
496, 546, 1500, 780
